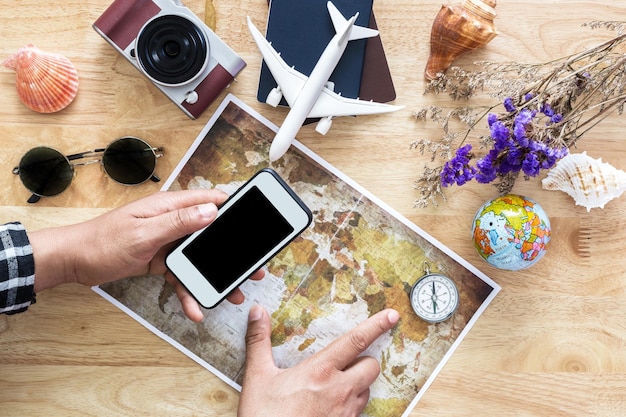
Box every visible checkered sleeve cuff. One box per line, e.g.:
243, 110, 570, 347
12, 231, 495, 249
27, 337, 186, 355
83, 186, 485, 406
0, 222, 36, 314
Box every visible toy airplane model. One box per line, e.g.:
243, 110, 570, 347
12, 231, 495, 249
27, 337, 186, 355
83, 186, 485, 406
247, 1, 403, 161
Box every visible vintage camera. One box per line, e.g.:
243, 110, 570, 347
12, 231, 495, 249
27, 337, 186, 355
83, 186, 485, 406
93, 0, 246, 119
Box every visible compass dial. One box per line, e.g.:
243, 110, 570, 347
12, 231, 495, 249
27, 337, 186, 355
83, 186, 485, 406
410, 273, 459, 323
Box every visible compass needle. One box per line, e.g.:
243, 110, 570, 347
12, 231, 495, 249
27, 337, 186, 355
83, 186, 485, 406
410, 269, 459, 323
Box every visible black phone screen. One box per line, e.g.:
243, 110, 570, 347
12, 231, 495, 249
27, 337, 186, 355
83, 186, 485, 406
182, 185, 294, 293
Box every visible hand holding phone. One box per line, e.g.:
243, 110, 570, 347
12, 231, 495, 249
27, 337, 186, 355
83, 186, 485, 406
166, 168, 312, 308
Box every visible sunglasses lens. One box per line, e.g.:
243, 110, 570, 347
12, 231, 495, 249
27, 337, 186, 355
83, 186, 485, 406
18, 147, 73, 197
103, 137, 156, 185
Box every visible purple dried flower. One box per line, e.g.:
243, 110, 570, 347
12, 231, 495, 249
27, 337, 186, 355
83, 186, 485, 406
503, 97, 516, 112
550, 113, 563, 123
515, 109, 535, 126
522, 152, 541, 176
555, 146, 569, 159
540, 145, 569, 169
490, 121, 510, 143
513, 123, 529, 147
440, 144, 477, 187
475, 168, 497, 184
496, 159, 517, 175
541, 102, 555, 117
506, 147, 524, 165
434, 94, 572, 192
475, 150, 498, 183
528, 140, 546, 153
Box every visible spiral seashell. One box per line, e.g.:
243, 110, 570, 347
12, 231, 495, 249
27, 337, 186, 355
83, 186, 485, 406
204, 0, 217, 31
541, 152, 626, 212
424, 0, 498, 80
2, 44, 79, 113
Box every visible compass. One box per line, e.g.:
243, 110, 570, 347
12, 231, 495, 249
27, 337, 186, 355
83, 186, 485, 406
410, 266, 459, 323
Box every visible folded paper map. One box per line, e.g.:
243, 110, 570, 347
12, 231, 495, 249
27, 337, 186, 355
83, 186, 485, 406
95, 94, 499, 417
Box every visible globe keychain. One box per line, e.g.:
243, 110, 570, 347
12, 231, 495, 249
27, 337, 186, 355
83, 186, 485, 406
410, 261, 459, 323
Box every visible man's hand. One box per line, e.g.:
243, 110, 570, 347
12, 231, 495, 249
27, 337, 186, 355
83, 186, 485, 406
239, 305, 400, 417
29, 190, 264, 321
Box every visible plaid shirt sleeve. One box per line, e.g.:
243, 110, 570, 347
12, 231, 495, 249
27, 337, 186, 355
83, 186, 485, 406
0, 222, 36, 314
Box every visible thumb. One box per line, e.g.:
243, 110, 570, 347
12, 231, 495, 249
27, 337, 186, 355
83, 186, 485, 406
243, 305, 276, 377
148, 202, 218, 246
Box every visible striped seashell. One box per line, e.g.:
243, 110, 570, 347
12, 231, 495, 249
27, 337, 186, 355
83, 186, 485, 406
541, 152, 626, 211
424, 0, 498, 80
2, 44, 79, 113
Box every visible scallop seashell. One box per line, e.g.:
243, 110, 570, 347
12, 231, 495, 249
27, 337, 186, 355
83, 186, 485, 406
424, 0, 498, 80
2, 44, 78, 113
541, 152, 626, 212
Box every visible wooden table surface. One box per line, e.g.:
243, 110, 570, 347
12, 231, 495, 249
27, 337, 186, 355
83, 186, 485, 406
1, 1, 625, 416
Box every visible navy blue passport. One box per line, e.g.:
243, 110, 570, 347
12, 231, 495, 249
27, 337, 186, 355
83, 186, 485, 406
257, 0, 374, 105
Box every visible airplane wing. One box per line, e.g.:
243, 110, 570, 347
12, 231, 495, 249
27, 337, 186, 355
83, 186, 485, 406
247, 16, 306, 108
247, 16, 403, 118
307, 87, 403, 118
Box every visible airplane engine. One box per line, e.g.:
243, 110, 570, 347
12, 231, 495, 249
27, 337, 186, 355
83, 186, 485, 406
315, 116, 333, 135
266, 87, 283, 107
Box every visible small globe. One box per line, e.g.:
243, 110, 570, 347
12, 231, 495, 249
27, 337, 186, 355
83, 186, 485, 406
472, 194, 551, 271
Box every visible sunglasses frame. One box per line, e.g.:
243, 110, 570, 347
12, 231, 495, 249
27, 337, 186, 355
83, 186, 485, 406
13, 136, 164, 203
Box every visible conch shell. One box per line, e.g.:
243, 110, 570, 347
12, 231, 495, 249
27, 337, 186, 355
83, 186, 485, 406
2, 44, 78, 113
204, 0, 217, 31
541, 152, 626, 212
424, 0, 498, 80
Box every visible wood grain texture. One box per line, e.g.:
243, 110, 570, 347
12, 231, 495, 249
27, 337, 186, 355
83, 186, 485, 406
1, 0, 626, 416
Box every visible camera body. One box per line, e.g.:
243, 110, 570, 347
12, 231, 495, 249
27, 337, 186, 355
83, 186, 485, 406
93, 0, 246, 119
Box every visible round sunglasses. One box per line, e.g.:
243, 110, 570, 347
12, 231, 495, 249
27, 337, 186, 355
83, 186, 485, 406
13, 136, 163, 203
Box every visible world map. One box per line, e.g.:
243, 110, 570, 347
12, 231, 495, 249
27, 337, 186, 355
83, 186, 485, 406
98, 95, 499, 417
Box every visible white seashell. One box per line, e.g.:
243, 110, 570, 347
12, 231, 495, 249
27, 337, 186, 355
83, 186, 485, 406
2, 44, 78, 113
542, 152, 626, 211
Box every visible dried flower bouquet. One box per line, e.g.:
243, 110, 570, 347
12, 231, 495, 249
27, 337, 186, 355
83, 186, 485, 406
412, 21, 626, 207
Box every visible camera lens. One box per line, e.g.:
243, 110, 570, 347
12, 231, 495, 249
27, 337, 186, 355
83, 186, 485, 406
136, 15, 209, 85
164, 41, 180, 57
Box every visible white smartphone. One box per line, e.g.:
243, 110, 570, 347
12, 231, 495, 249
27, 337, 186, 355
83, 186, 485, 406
166, 168, 312, 308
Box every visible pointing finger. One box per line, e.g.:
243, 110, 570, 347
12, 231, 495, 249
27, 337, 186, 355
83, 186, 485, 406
321, 309, 399, 371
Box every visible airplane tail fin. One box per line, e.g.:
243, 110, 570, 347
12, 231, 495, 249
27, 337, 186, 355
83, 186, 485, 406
327, 1, 379, 42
